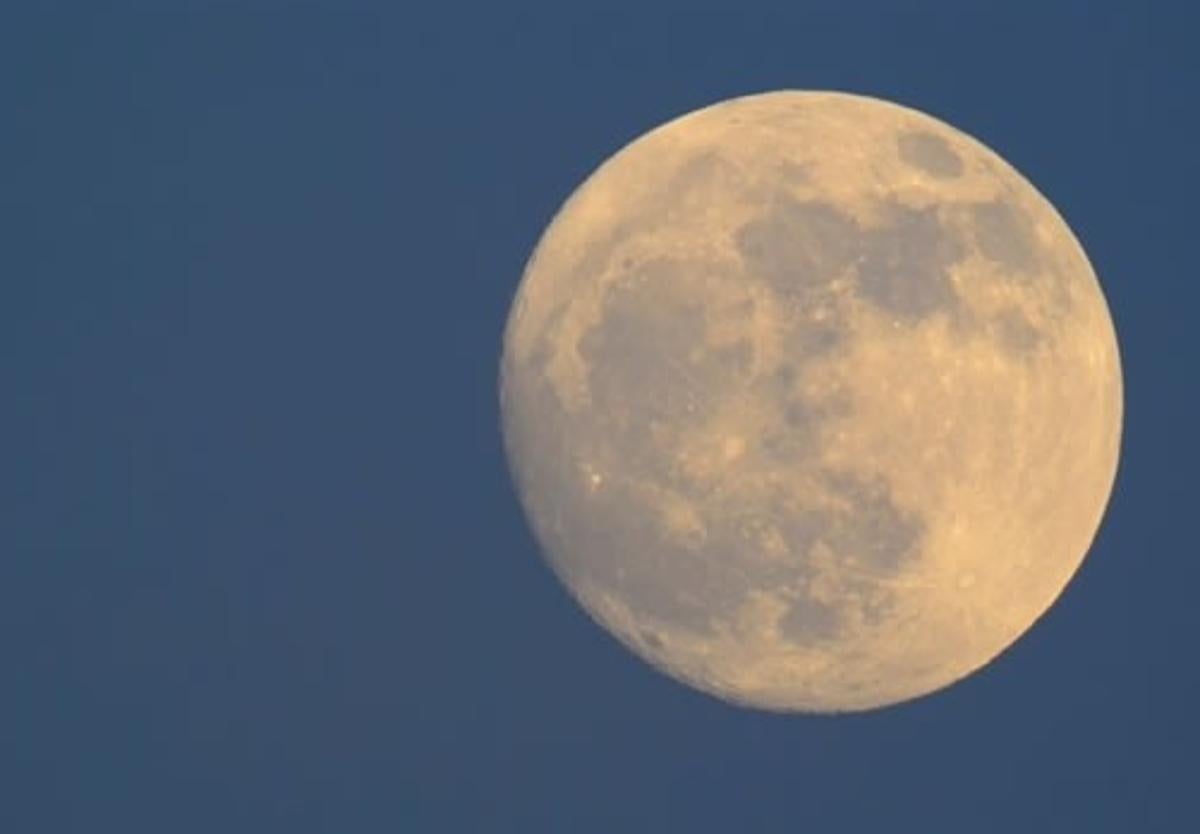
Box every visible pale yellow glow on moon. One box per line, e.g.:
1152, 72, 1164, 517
499, 91, 1123, 712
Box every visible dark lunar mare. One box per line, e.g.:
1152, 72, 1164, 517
504, 180, 1019, 647
972, 199, 1040, 272
736, 195, 966, 323
896, 130, 965, 179
505, 230, 929, 643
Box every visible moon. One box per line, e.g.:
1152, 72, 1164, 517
499, 91, 1122, 712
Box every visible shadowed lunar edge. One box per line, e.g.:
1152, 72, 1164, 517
503, 126, 1054, 655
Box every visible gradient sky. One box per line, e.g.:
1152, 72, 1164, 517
4, 3, 1196, 832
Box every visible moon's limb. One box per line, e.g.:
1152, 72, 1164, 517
500, 91, 1122, 712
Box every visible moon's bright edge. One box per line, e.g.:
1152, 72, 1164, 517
500, 91, 1122, 712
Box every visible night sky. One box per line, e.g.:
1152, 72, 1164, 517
4, 4, 1197, 831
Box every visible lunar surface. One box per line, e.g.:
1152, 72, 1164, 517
499, 91, 1122, 712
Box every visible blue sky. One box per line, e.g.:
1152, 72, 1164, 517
3, 3, 1196, 831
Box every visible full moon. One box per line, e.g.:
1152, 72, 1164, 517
499, 91, 1122, 712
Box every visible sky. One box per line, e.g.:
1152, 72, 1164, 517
3, 3, 1197, 831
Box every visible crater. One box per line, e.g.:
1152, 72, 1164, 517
897, 129, 964, 178
639, 629, 665, 651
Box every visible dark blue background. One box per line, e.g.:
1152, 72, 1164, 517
4, 4, 1195, 831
